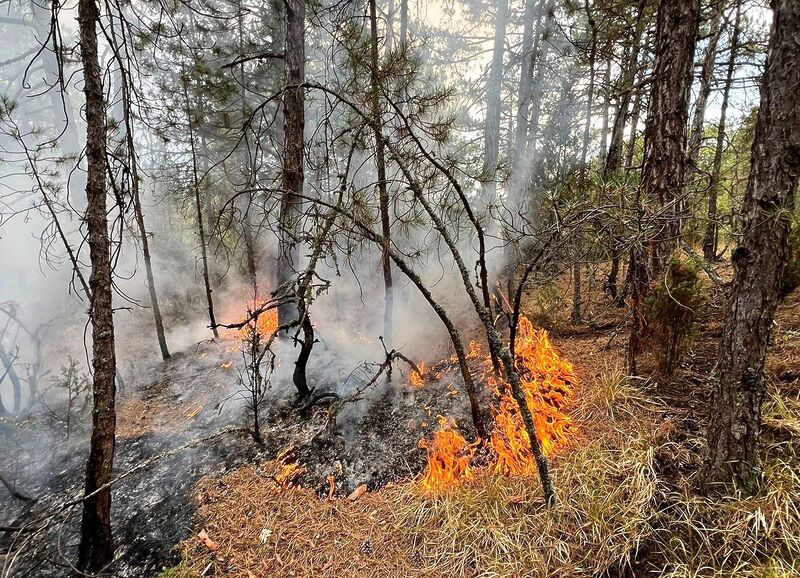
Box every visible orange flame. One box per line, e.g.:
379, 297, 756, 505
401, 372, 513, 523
418, 316, 576, 491
418, 416, 477, 493
222, 307, 279, 351
409, 360, 426, 389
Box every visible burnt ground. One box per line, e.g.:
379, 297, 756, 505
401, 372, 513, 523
0, 334, 475, 577
3, 263, 798, 577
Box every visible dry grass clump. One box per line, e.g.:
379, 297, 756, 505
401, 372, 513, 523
653, 456, 800, 578
165, 462, 442, 578
649, 382, 800, 578
399, 403, 660, 577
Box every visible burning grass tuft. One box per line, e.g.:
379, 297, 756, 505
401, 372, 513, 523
401, 410, 660, 577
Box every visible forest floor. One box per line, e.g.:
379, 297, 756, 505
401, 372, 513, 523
160, 262, 800, 578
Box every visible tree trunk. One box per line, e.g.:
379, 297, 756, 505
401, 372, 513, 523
511, 0, 543, 172
628, 0, 699, 371
0, 348, 22, 415
369, 0, 394, 348
625, 32, 652, 170
182, 73, 219, 339
399, 0, 407, 47
702, 1, 741, 261
579, 0, 597, 186
605, 0, 646, 176
599, 55, 612, 159
77, 0, 118, 570
480, 0, 509, 207
277, 0, 305, 327
686, 2, 725, 179
704, 0, 800, 492
120, 63, 170, 360
639, 0, 700, 272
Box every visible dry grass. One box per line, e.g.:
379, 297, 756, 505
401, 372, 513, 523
116, 398, 205, 438
165, 343, 800, 578
165, 462, 443, 578
653, 456, 800, 578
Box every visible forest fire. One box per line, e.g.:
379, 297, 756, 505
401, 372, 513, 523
418, 316, 576, 491
418, 416, 477, 492
221, 306, 279, 350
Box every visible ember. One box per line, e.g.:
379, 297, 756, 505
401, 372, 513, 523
418, 316, 576, 491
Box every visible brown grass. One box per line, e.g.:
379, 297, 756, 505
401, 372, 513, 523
168, 462, 443, 578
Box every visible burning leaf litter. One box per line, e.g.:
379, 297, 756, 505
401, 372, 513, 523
419, 316, 576, 491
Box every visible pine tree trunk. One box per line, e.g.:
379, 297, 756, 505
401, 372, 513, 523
278, 0, 305, 327
480, 0, 509, 207
625, 32, 651, 170
182, 73, 219, 339
604, 0, 646, 177
702, 1, 742, 261
704, 0, 800, 492
686, 3, 725, 178
369, 0, 394, 348
639, 0, 700, 272
76, 0, 118, 570
628, 0, 699, 372
120, 62, 170, 360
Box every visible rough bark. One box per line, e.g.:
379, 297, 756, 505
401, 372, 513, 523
702, 1, 741, 261
629, 0, 699, 371
704, 0, 800, 492
76, 0, 118, 570
277, 0, 305, 327
639, 0, 700, 271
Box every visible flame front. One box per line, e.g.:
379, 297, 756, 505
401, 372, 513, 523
409, 360, 426, 389
221, 305, 279, 353
418, 316, 576, 491
418, 416, 477, 492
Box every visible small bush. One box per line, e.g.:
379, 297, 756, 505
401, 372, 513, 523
645, 255, 707, 374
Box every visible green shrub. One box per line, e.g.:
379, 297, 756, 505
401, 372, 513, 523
644, 255, 707, 374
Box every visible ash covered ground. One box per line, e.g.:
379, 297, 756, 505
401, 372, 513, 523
0, 334, 479, 577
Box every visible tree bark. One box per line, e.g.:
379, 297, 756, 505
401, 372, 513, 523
277, 0, 305, 327
686, 2, 725, 178
702, 0, 741, 261
704, 0, 800, 492
639, 0, 700, 271
628, 0, 699, 371
76, 0, 118, 571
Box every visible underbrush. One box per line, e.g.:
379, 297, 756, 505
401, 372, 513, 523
164, 365, 800, 578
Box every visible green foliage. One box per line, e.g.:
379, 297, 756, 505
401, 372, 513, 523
644, 255, 707, 374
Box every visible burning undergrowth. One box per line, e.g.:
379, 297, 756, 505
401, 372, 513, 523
2, 296, 582, 577
418, 316, 576, 492
163, 337, 666, 578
